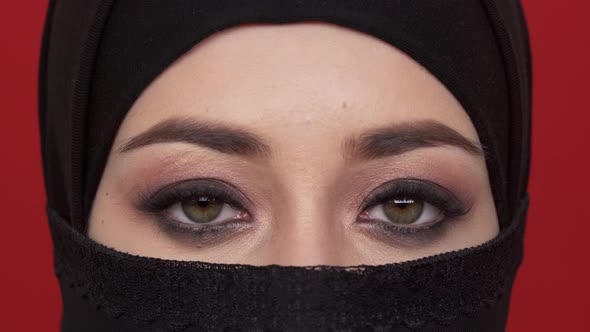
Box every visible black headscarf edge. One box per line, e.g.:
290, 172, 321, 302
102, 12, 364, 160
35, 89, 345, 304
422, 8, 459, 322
38, 0, 532, 233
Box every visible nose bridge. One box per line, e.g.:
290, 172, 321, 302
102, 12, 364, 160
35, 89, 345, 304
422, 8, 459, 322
270, 188, 342, 266
265, 161, 347, 266
260, 119, 350, 266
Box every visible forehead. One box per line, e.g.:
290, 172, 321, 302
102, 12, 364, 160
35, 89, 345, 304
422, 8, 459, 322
124, 22, 479, 143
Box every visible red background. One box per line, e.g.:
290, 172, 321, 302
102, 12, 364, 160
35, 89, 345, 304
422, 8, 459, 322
1, 1, 588, 331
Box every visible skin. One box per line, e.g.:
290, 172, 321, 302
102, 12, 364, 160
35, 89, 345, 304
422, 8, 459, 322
88, 22, 499, 266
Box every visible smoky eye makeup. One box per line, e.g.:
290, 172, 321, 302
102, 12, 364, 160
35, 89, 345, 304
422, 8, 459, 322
355, 178, 474, 243
134, 178, 255, 244
133, 174, 473, 248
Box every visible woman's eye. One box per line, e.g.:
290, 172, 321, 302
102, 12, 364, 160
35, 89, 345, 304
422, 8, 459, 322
363, 197, 444, 227
167, 195, 244, 225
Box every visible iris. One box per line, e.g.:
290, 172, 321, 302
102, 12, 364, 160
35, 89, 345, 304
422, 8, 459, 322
181, 196, 224, 223
382, 199, 424, 225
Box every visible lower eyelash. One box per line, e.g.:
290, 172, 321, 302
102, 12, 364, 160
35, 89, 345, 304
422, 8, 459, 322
360, 214, 445, 234
356, 212, 453, 247
154, 215, 255, 248
156, 213, 252, 239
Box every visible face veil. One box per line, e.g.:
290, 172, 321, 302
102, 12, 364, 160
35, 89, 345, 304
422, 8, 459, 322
38, 1, 532, 331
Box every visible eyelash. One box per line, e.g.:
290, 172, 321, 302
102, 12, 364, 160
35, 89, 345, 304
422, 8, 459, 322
357, 179, 471, 235
136, 178, 471, 241
136, 179, 253, 236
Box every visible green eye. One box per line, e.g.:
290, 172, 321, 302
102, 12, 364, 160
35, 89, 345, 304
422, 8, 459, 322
382, 198, 425, 225
181, 196, 224, 223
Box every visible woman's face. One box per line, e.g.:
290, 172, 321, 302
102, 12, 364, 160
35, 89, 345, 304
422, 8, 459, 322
88, 22, 498, 266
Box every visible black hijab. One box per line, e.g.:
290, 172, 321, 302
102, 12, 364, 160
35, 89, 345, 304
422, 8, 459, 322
39, 1, 532, 331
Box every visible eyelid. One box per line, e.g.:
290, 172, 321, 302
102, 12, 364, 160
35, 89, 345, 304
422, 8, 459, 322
359, 178, 471, 217
135, 178, 251, 214
167, 201, 247, 226
134, 179, 255, 243
362, 200, 445, 229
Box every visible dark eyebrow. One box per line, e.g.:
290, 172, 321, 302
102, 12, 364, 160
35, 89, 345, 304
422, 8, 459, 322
342, 120, 485, 161
118, 117, 271, 157
119, 117, 484, 161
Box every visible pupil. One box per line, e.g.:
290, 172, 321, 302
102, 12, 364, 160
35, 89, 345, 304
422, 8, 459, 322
393, 198, 414, 209
197, 196, 211, 208
181, 196, 224, 223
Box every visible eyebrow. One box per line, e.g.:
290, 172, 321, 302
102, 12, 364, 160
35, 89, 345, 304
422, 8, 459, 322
118, 117, 271, 157
342, 120, 485, 161
119, 117, 484, 160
